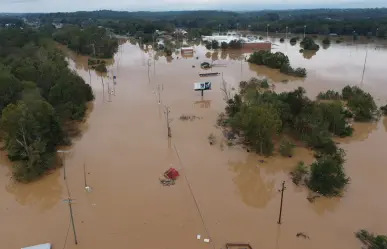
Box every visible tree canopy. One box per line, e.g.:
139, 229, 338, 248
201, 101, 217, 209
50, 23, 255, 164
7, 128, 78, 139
53, 25, 118, 58
23, 8, 387, 38
0, 27, 94, 181
218, 78, 383, 196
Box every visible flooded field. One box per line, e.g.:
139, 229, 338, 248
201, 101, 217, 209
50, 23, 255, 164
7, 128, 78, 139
1, 37, 387, 249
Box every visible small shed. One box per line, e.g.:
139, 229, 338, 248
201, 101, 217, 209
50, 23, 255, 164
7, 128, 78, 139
22, 243, 51, 249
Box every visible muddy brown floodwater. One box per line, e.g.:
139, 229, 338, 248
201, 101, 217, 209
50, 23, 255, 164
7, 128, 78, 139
1, 37, 387, 249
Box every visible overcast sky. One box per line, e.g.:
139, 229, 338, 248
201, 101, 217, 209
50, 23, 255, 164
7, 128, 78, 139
0, 0, 386, 13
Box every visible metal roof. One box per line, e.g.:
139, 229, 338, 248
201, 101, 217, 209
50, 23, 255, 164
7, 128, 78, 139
22, 243, 51, 249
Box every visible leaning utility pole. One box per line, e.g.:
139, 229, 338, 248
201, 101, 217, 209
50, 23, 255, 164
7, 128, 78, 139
277, 181, 286, 224
157, 84, 163, 104
63, 198, 78, 245
164, 105, 172, 138
147, 58, 151, 83
360, 45, 369, 88
101, 77, 105, 102
57, 150, 71, 180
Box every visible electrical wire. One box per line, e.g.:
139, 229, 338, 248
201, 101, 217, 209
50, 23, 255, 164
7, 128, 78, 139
173, 144, 216, 249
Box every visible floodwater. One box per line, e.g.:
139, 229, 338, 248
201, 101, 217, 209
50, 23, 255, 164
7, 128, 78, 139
1, 37, 387, 249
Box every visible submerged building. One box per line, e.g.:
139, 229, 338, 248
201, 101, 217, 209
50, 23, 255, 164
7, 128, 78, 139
202, 31, 271, 50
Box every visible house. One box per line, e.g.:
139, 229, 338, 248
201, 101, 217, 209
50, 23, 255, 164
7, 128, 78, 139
173, 28, 188, 36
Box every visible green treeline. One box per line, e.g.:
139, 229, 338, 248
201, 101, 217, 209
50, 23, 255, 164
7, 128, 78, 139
248, 51, 307, 77
27, 9, 387, 38
53, 25, 119, 58
0, 28, 94, 182
218, 78, 380, 196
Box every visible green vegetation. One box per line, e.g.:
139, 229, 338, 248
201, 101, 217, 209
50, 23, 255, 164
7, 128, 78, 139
248, 51, 307, 77
211, 39, 243, 50
53, 26, 118, 58
290, 37, 298, 44
25, 9, 387, 39
0, 28, 94, 182
279, 138, 295, 157
322, 37, 331, 45
88, 59, 107, 73
219, 79, 379, 195
300, 37, 320, 51
290, 161, 308, 185
279, 38, 285, 42
317, 86, 379, 122
380, 105, 387, 115
355, 229, 387, 249
317, 90, 341, 100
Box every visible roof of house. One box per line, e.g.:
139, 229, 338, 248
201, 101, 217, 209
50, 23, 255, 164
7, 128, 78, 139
22, 243, 51, 249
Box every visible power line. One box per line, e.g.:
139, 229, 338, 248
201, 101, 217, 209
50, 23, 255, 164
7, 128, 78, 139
173, 144, 216, 249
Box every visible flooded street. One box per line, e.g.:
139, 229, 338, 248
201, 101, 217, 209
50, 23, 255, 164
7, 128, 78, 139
1, 37, 387, 249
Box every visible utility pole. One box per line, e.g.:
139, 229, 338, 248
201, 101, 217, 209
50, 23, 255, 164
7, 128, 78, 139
266, 24, 270, 40
63, 198, 78, 245
164, 106, 172, 138
83, 163, 87, 188
157, 84, 163, 104
101, 77, 105, 102
147, 58, 151, 83
57, 150, 71, 180
286, 26, 288, 39
107, 81, 112, 102
91, 43, 96, 57
360, 45, 369, 88
303, 25, 306, 38
277, 181, 286, 224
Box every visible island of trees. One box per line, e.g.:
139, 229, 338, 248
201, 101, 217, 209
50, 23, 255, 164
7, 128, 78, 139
248, 51, 307, 77
0, 28, 94, 182
218, 78, 380, 196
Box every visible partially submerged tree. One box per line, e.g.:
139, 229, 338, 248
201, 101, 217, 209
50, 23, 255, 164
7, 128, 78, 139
355, 230, 387, 249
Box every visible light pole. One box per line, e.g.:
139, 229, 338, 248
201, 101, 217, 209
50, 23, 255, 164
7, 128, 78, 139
286, 26, 288, 39
218, 24, 221, 34
266, 24, 270, 40
303, 25, 306, 38
237, 23, 239, 34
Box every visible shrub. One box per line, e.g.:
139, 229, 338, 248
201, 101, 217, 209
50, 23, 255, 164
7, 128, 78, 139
291, 161, 308, 185
279, 138, 295, 157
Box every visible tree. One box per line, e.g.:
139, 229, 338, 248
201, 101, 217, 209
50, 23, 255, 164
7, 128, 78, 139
308, 154, 349, 196
221, 41, 229, 50
1, 99, 62, 181
0, 67, 24, 113
279, 138, 295, 157
355, 229, 387, 249
300, 37, 320, 51
230, 104, 282, 155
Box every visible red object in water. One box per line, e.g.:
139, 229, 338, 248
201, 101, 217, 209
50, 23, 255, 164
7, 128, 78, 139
165, 168, 180, 180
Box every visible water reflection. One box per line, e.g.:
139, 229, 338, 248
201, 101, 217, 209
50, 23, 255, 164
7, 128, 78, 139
230, 155, 276, 209
336, 122, 378, 144
302, 50, 317, 60
5, 169, 63, 212
309, 196, 341, 215
193, 99, 212, 108
322, 44, 331, 50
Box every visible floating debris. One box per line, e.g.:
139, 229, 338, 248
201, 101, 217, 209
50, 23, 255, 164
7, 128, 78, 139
179, 114, 202, 121
196, 234, 201, 240
296, 232, 310, 239
203, 238, 210, 243
160, 178, 175, 186
85, 186, 92, 193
